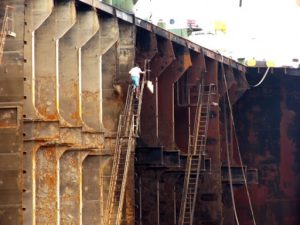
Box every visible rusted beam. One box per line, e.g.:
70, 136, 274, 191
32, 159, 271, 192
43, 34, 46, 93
60, 150, 89, 225
102, 20, 135, 132
35, 145, 67, 225
23, 141, 41, 225
158, 45, 192, 149
193, 59, 223, 224
117, 20, 136, 82
189, 50, 207, 85
189, 50, 207, 128
135, 28, 157, 65
134, 31, 158, 146
34, 145, 93, 225
59, 3, 99, 127
23, 0, 53, 119
175, 51, 207, 153
114, 21, 136, 224
35, 0, 76, 121
82, 16, 118, 132
22, 4, 105, 225
102, 44, 119, 132
150, 37, 175, 77
82, 155, 110, 225
229, 68, 248, 104
140, 38, 174, 145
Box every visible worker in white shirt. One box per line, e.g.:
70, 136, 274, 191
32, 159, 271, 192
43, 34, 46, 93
129, 64, 145, 96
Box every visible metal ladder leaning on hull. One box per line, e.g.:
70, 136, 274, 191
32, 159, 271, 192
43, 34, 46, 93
178, 83, 216, 225
0, 5, 15, 65
105, 60, 150, 225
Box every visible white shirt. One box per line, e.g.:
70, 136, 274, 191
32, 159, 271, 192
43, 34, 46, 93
129, 67, 143, 78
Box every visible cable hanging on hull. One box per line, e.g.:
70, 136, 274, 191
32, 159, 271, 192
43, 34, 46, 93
220, 56, 257, 225
249, 67, 270, 88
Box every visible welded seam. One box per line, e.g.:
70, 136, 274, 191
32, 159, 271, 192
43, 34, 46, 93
57, 151, 60, 225
32, 32, 35, 114
79, 48, 82, 121
56, 40, 59, 115
99, 56, 103, 128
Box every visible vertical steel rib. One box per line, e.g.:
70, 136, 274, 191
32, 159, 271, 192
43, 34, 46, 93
178, 83, 215, 225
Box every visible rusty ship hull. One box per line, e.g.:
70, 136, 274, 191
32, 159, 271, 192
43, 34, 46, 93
0, 1, 299, 225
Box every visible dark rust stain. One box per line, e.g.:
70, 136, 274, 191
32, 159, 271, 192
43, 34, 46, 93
233, 71, 300, 225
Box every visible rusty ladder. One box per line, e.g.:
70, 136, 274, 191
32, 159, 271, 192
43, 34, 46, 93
178, 83, 215, 225
0, 5, 15, 65
105, 60, 149, 225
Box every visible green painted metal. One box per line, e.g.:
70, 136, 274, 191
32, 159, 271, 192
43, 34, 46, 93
103, 0, 112, 4
104, 0, 134, 12
168, 28, 189, 38
157, 20, 166, 29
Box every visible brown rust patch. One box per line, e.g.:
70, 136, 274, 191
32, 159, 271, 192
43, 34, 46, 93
36, 147, 58, 224
36, 105, 58, 120
0, 107, 18, 128
70, 111, 81, 121
82, 90, 99, 101
44, 173, 56, 188
43, 148, 55, 161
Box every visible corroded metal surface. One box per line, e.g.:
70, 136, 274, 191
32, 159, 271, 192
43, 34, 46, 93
23, 0, 54, 119
137, 30, 158, 146
59, 3, 99, 127
60, 150, 88, 225
81, 17, 118, 131
175, 51, 206, 153
157, 45, 192, 149
234, 69, 300, 225
35, 146, 63, 224
140, 37, 174, 146
136, 56, 230, 225
82, 155, 111, 225
22, 1, 115, 224
34, 0, 76, 121
0, 1, 248, 225
0, 0, 24, 224
0, 104, 23, 225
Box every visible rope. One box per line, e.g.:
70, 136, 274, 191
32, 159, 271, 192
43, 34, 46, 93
233, 119, 257, 225
249, 67, 270, 88
221, 62, 240, 225
221, 56, 257, 225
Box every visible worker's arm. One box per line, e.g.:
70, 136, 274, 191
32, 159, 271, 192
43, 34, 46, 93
138, 68, 146, 74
